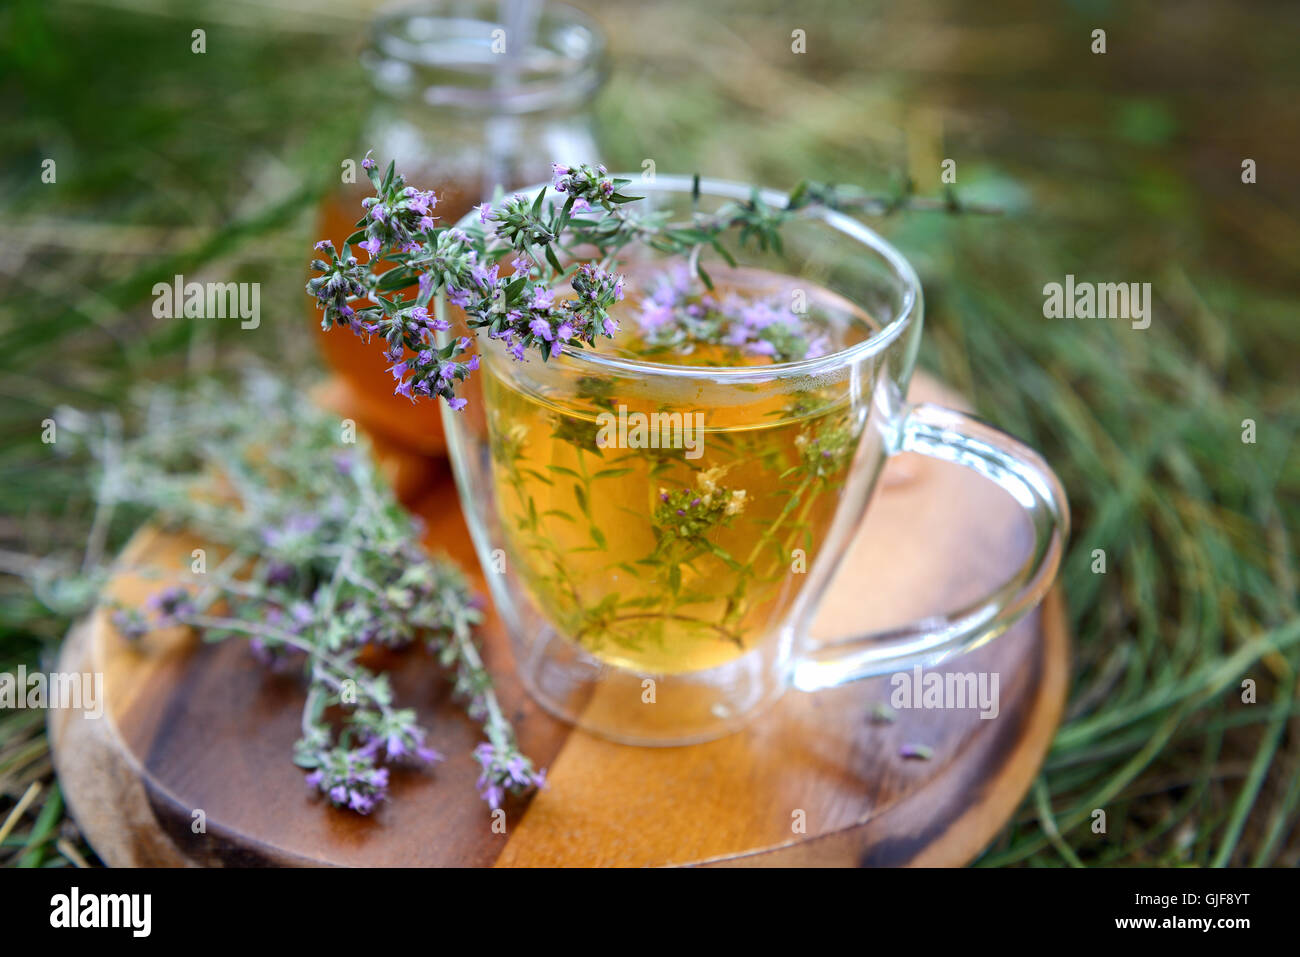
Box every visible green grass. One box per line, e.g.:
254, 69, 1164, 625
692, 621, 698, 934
1, 0, 1297, 867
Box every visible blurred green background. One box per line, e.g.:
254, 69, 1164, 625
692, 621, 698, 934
1, 0, 1297, 867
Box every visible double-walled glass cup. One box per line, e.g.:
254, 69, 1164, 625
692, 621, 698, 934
439, 176, 1069, 745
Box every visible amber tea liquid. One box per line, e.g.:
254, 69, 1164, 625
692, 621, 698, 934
481, 266, 876, 674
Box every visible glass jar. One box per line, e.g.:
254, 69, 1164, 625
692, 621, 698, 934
313, 0, 607, 456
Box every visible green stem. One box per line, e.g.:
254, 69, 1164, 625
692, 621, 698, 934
579, 611, 743, 648
185, 613, 399, 722
722, 474, 818, 624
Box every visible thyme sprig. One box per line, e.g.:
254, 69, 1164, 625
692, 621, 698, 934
56, 372, 543, 814
307, 157, 639, 409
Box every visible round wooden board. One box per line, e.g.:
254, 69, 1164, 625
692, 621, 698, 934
49, 374, 1069, 867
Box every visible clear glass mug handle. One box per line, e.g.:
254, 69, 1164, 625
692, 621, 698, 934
792, 402, 1070, 691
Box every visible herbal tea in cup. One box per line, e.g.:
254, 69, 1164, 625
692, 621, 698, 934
480, 263, 875, 676
309, 164, 1068, 745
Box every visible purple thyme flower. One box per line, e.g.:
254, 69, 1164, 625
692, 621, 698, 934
111, 608, 150, 641
407, 189, 436, 216
264, 561, 295, 586
145, 586, 195, 626
639, 301, 676, 332
472, 741, 545, 810
261, 513, 322, 550
805, 335, 831, 358
470, 261, 499, 290
551, 163, 622, 211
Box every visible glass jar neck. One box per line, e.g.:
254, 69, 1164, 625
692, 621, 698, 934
362, 0, 607, 118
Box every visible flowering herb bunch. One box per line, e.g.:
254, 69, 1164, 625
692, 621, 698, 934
56, 372, 542, 814
306, 155, 641, 410
634, 262, 830, 363
653, 469, 749, 559
307, 156, 995, 409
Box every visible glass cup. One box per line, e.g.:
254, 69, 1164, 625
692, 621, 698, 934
438, 176, 1070, 745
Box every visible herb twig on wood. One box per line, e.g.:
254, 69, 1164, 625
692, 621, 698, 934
52, 372, 543, 814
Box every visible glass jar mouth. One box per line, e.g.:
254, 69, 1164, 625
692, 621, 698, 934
455, 174, 922, 382
364, 0, 608, 115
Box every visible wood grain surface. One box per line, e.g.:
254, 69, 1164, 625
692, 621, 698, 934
49, 373, 1069, 867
